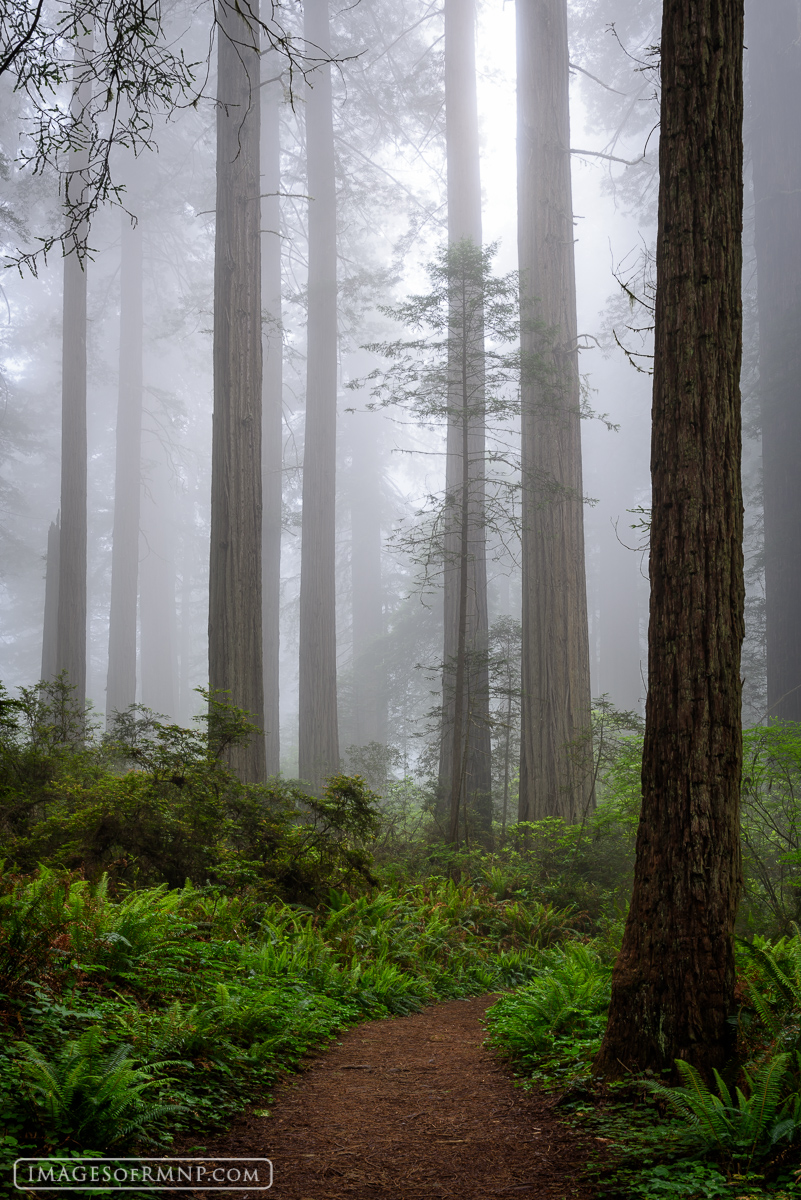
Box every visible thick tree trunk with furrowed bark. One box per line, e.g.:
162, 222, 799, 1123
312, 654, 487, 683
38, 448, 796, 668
595, 0, 744, 1079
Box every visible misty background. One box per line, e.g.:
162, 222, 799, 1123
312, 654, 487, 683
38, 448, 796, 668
0, 0, 780, 791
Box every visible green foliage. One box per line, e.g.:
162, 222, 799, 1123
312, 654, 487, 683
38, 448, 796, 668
645, 1056, 801, 1172
18, 1027, 181, 1148
741, 724, 801, 934
485, 942, 612, 1083
622, 1160, 733, 1199
738, 930, 801, 1060
0, 683, 382, 901
0, 866, 575, 1160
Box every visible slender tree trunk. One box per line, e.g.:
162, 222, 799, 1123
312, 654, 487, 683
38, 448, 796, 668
448, 399, 471, 843
440, 0, 492, 837
140, 437, 177, 718
179, 531, 193, 724
595, 0, 744, 1079
516, 0, 593, 825
56, 38, 92, 709
350, 408, 386, 748
106, 208, 143, 723
261, 46, 283, 774
502, 673, 512, 836
749, 0, 801, 722
41, 516, 60, 682
209, 0, 265, 780
56, 229, 88, 708
298, 0, 339, 788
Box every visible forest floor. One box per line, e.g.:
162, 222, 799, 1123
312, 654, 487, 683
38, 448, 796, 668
173, 994, 597, 1200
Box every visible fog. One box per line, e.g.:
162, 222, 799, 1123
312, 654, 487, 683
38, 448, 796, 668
0, 0, 786, 811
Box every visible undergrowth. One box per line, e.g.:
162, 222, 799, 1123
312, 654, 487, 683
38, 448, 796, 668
485, 931, 801, 1200
0, 864, 575, 1186
4, 683, 801, 1199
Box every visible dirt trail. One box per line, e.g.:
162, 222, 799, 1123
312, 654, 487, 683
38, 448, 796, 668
180, 995, 594, 1199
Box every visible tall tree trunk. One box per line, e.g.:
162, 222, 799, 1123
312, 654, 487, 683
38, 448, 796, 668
56, 223, 88, 708
298, 0, 339, 788
595, 0, 744, 1079
261, 45, 283, 774
516, 0, 593, 825
350, 408, 386, 748
749, 0, 801, 722
448, 388, 472, 843
41, 516, 60, 682
56, 37, 92, 709
140, 436, 177, 718
178, 526, 193, 724
209, 0, 265, 780
440, 0, 492, 839
106, 208, 143, 723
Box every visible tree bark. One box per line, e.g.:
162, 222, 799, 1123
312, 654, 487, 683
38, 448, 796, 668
595, 0, 744, 1079
55, 36, 92, 710
261, 43, 283, 775
106, 208, 143, 723
41, 516, 60, 682
140, 435, 177, 718
56, 214, 88, 709
298, 0, 340, 789
209, 0, 265, 780
516, 0, 593, 826
350, 408, 386, 748
448, 371, 472, 843
748, 0, 801, 722
440, 0, 492, 839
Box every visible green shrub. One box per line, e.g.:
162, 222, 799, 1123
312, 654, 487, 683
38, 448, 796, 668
0, 683, 383, 901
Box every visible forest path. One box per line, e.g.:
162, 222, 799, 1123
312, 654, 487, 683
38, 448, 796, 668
184, 994, 595, 1199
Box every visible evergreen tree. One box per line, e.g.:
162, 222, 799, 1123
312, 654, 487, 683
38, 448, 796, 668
596, 0, 745, 1079
209, 0, 265, 781
298, 0, 340, 788
516, 0, 594, 827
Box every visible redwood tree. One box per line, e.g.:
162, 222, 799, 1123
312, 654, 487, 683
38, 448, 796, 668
261, 42, 283, 775
41, 517, 60, 682
209, 0, 265, 781
298, 0, 340, 788
106, 207, 143, 722
55, 36, 93, 711
516, 0, 593, 826
439, 0, 492, 836
595, 0, 745, 1078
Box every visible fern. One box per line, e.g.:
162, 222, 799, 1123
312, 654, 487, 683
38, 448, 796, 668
18, 1026, 182, 1148
646, 1052, 801, 1170
737, 928, 801, 1050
